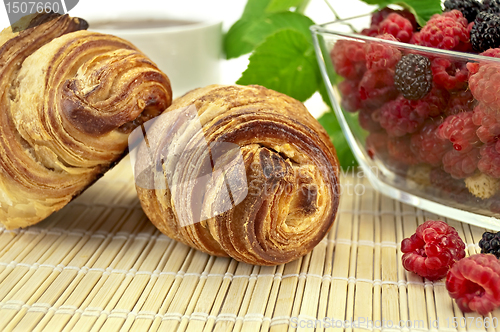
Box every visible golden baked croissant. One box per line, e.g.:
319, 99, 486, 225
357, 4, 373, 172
0, 13, 172, 229
134, 85, 340, 265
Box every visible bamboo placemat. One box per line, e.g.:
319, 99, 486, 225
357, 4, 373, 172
1, 157, 499, 332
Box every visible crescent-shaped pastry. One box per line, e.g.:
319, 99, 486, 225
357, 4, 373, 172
134, 85, 340, 265
0, 13, 172, 229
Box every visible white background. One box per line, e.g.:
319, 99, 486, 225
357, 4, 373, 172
0, 0, 376, 116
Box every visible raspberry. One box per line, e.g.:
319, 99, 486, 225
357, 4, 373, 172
401, 220, 466, 281
466, 47, 500, 75
364, 34, 401, 70
481, 0, 500, 15
472, 103, 500, 144
394, 54, 433, 100
416, 87, 450, 117
430, 167, 471, 202
444, 0, 481, 23
388, 135, 419, 165
478, 142, 500, 178
438, 112, 480, 153
379, 13, 413, 43
338, 79, 361, 113
446, 90, 475, 116
361, 25, 379, 37
431, 58, 468, 91
371, 8, 418, 30
366, 131, 389, 160
442, 148, 480, 179
374, 96, 426, 137
446, 254, 500, 315
358, 68, 398, 109
479, 231, 500, 258
416, 11, 470, 51
471, 12, 500, 52
358, 108, 381, 132
469, 62, 500, 110
411, 119, 452, 166
331, 40, 366, 80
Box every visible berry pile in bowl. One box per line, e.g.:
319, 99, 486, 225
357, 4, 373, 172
311, 1, 500, 230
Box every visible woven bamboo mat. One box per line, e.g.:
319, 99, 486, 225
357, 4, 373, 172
1, 157, 499, 332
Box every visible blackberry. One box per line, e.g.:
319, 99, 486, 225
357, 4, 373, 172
444, 0, 481, 23
478, 231, 500, 258
471, 12, 500, 53
394, 54, 433, 100
481, 0, 500, 15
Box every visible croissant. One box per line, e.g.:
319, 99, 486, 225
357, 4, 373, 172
0, 13, 172, 229
134, 85, 340, 265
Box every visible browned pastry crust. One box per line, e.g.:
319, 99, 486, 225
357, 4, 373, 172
0, 14, 172, 229
136, 85, 340, 265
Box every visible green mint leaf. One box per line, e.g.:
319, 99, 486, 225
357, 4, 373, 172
244, 12, 314, 45
242, 0, 272, 18
224, 19, 256, 59
359, 0, 441, 25
237, 29, 320, 102
265, 0, 304, 13
317, 110, 358, 169
224, 12, 314, 59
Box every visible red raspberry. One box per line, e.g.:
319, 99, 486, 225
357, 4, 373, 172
331, 40, 366, 80
415, 10, 470, 50
338, 79, 361, 113
469, 63, 500, 110
358, 108, 381, 132
431, 58, 468, 91
446, 254, 500, 316
358, 68, 398, 109
478, 141, 500, 178
361, 25, 379, 37
442, 148, 480, 178
430, 167, 471, 203
411, 119, 452, 166
472, 103, 500, 143
364, 34, 402, 70
467, 47, 500, 75
379, 13, 414, 43
401, 220, 466, 281
388, 135, 419, 165
371, 8, 418, 30
366, 131, 389, 160
416, 87, 450, 117
446, 90, 475, 116
374, 95, 427, 137
438, 112, 480, 153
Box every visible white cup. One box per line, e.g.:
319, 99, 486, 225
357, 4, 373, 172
87, 14, 222, 98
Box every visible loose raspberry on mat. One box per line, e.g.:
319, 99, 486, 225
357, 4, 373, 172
442, 148, 480, 179
479, 231, 500, 258
438, 112, 480, 153
415, 10, 470, 51
379, 13, 414, 43
446, 254, 500, 315
364, 34, 401, 70
411, 119, 452, 166
331, 40, 366, 80
401, 220, 466, 281
431, 58, 468, 91
478, 142, 500, 178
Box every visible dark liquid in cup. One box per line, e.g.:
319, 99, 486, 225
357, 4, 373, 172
91, 19, 197, 30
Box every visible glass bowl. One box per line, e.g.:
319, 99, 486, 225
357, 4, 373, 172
311, 14, 500, 230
